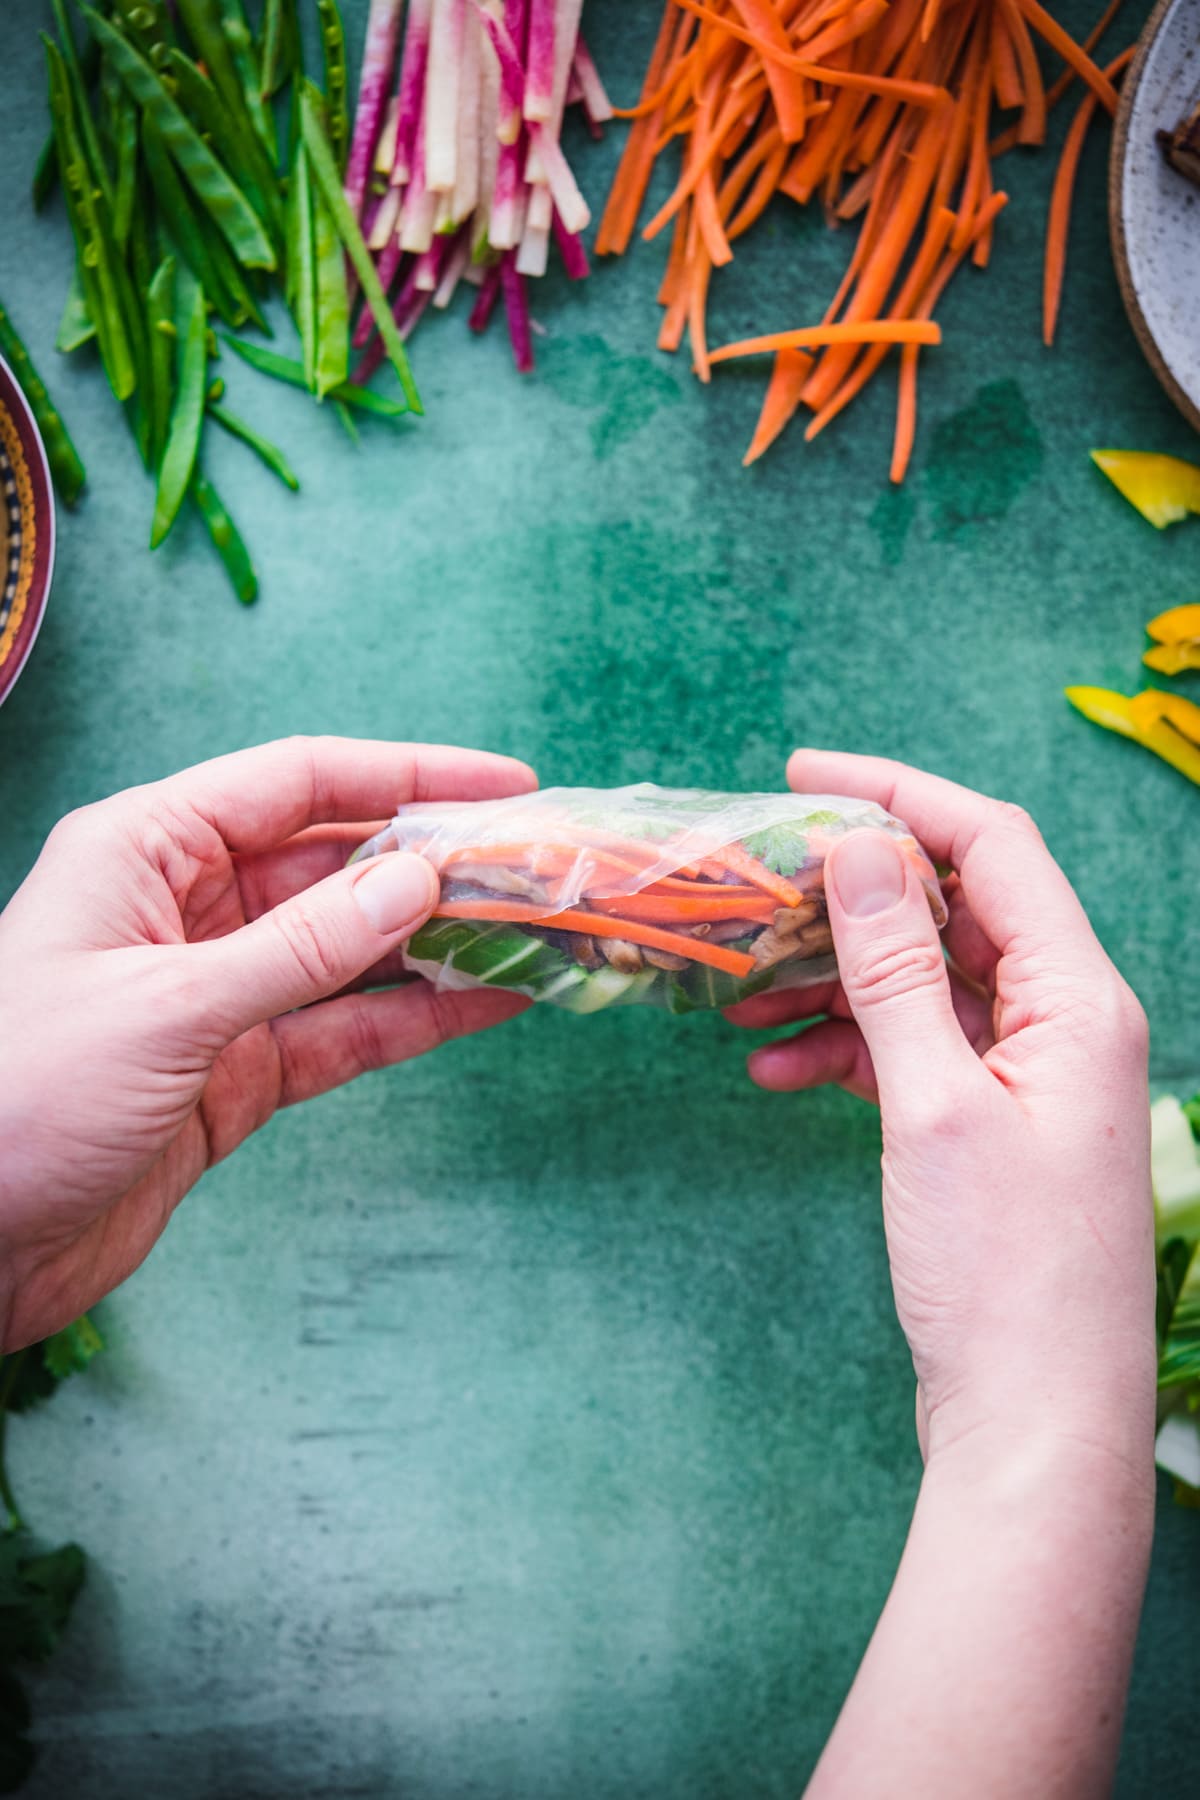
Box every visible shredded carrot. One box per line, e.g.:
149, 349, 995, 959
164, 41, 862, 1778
433, 902, 759, 977
1043, 45, 1135, 347
699, 842, 805, 905
710, 319, 942, 361
600, 0, 1124, 473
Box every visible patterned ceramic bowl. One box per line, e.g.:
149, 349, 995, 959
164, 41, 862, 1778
0, 352, 55, 708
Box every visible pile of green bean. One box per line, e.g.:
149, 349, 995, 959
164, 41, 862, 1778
38, 0, 422, 604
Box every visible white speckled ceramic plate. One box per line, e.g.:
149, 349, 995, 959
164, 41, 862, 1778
1112, 0, 1200, 432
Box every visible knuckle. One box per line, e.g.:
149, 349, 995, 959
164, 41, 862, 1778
272, 902, 343, 993
844, 937, 947, 1011
992, 799, 1041, 843
347, 999, 389, 1075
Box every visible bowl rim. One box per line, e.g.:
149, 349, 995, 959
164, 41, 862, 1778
0, 349, 57, 710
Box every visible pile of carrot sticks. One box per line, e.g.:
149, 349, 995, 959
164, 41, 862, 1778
596, 0, 1132, 480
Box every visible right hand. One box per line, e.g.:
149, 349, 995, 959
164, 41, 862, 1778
728, 752, 1158, 1482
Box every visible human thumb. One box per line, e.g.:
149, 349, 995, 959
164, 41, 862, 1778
188, 852, 440, 1037
824, 831, 970, 1110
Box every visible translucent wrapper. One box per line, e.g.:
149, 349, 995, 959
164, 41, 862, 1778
353, 784, 947, 1014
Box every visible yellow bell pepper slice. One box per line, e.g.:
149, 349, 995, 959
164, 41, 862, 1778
1091, 450, 1200, 528
1144, 604, 1200, 674
1129, 689, 1200, 739
1066, 686, 1200, 785
1064, 686, 1141, 738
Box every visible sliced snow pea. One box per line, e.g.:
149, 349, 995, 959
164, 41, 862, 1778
79, 8, 276, 272
33, 34, 98, 210
151, 275, 208, 548
141, 111, 247, 330
146, 255, 176, 467
190, 471, 258, 603
298, 84, 422, 412
215, 0, 278, 167
165, 49, 284, 249
55, 266, 96, 354
0, 298, 87, 508
220, 335, 410, 416
172, 0, 244, 120
109, 0, 176, 69
196, 207, 271, 333
261, 0, 300, 100
315, 0, 351, 175
50, 0, 112, 207
44, 35, 136, 403
286, 141, 318, 389
206, 402, 300, 490
334, 400, 360, 443
109, 83, 140, 252
312, 182, 349, 398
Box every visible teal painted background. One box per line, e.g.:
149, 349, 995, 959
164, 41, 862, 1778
1, 2, 1198, 1794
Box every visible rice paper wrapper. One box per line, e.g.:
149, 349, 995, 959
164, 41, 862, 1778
353, 784, 947, 1014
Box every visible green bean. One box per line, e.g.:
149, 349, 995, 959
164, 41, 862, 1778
190, 471, 258, 603
286, 141, 317, 390
206, 402, 300, 489
219, 335, 410, 416
141, 111, 245, 330
146, 255, 176, 467
215, 1, 278, 167
298, 85, 422, 414
56, 265, 96, 354
51, 0, 112, 206
165, 50, 284, 250
0, 298, 88, 509
79, 8, 276, 272
315, 0, 350, 176
311, 182, 347, 399
44, 35, 136, 403
151, 274, 207, 547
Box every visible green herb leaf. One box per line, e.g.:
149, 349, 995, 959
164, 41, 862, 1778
42, 1317, 104, 1383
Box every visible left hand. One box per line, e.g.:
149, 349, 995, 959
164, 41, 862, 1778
0, 737, 536, 1350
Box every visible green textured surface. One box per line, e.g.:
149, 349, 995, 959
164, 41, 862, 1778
1, 2, 1198, 1795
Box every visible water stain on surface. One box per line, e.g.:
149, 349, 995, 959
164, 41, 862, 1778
868, 485, 915, 567
924, 377, 1043, 538
542, 333, 682, 458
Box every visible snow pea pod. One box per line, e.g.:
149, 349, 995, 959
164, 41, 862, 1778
190, 472, 258, 603
206, 402, 300, 489
78, 8, 276, 272
315, 0, 350, 175
146, 255, 176, 467
0, 298, 87, 508
151, 275, 208, 548
43, 35, 136, 403
298, 84, 422, 412
55, 266, 96, 354
220, 335, 410, 416
195, 206, 271, 333
312, 181, 348, 398
286, 141, 318, 390
165, 50, 284, 249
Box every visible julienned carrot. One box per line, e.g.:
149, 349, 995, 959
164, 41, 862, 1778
586, 892, 777, 924
432, 901, 759, 977
709, 320, 941, 361
600, 0, 1124, 473
1043, 46, 1135, 347
700, 842, 804, 906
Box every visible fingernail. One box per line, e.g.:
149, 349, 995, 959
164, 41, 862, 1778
828, 832, 906, 918
352, 853, 439, 936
